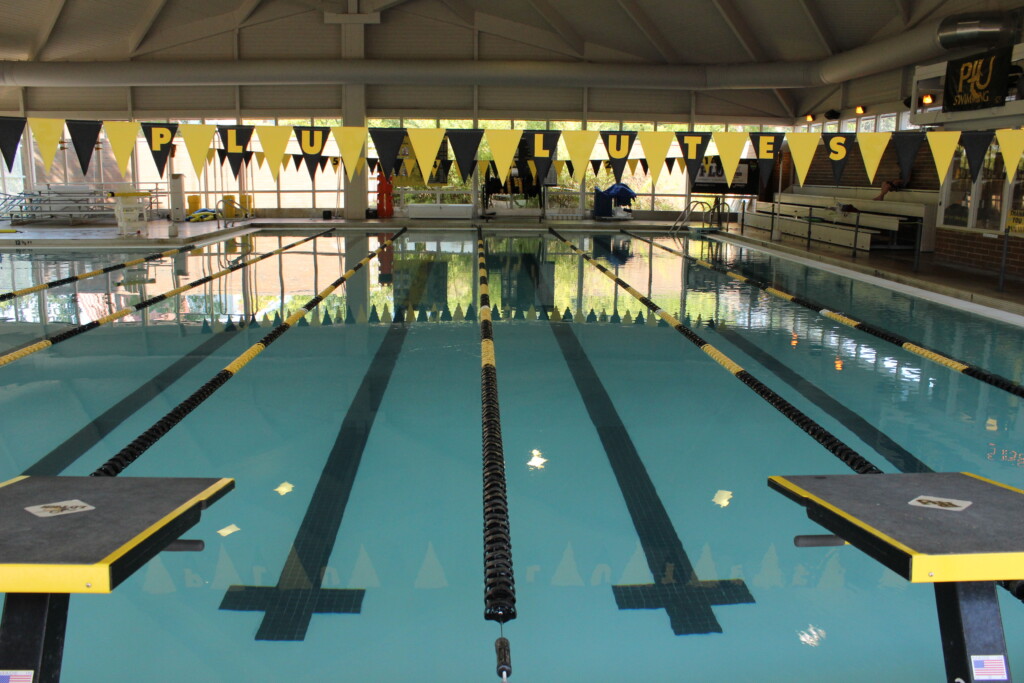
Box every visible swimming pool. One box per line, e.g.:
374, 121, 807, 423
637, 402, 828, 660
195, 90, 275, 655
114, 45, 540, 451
1, 229, 1022, 681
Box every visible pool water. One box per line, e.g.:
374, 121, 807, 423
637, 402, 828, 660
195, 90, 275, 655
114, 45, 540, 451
1, 231, 1022, 682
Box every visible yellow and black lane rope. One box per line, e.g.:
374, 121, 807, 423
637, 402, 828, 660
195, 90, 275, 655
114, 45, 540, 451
0, 242, 203, 303
0, 229, 336, 369
625, 229, 1024, 400
477, 228, 517, 626
91, 228, 407, 477
551, 228, 881, 475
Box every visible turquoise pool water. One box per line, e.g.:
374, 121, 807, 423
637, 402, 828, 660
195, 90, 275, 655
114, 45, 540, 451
0, 231, 1022, 681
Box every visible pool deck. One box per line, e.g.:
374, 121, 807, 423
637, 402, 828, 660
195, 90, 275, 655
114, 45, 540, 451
1, 215, 1021, 322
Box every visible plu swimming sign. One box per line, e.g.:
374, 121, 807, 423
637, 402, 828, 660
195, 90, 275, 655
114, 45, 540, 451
943, 46, 1012, 112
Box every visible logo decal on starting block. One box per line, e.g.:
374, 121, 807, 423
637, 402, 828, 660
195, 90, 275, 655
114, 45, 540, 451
24, 499, 95, 518
908, 495, 972, 511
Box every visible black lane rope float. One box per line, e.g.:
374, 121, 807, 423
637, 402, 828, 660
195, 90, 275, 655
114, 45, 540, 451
0, 229, 335, 368
550, 227, 882, 475
0, 242, 203, 303
477, 229, 516, 682
624, 229, 1024, 400
89, 228, 407, 477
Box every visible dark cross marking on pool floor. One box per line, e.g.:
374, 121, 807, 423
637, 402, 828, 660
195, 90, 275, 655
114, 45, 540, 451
219, 321, 409, 640
24, 328, 241, 476
548, 322, 754, 634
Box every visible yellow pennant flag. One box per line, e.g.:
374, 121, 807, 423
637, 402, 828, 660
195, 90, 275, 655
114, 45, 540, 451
332, 126, 368, 182
554, 159, 566, 176
857, 132, 891, 184
626, 158, 638, 175
406, 128, 447, 183
403, 157, 417, 177
712, 131, 749, 187
637, 131, 673, 187
206, 148, 217, 163
926, 131, 960, 183
786, 132, 821, 186
28, 118, 65, 175
996, 129, 1024, 183
103, 121, 142, 177
485, 129, 523, 185
478, 160, 491, 178
527, 159, 538, 181
179, 124, 217, 179
255, 151, 265, 168
255, 125, 293, 181
561, 130, 599, 183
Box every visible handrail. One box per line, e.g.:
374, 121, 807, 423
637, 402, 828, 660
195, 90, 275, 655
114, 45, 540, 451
670, 200, 711, 233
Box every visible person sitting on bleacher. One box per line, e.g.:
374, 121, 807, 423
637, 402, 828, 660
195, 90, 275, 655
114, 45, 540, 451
873, 178, 906, 201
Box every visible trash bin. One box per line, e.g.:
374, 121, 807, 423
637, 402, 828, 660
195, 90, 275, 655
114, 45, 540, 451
593, 190, 613, 218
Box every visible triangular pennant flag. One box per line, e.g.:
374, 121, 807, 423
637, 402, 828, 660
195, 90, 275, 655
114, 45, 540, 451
367, 157, 379, 174
255, 125, 293, 182
29, 118, 65, 174
403, 157, 417, 176
665, 157, 677, 173
554, 159, 566, 177
565, 160, 574, 178
217, 148, 228, 165
892, 132, 925, 183
103, 121, 141, 177
292, 154, 304, 170
749, 132, 786, 188
439, 157, 453, 180
712, 131, 748, 187
406, 128, 447, 182
484, 129, 523, 184
0, 117, 25, 173
207, 148, 217, 163
821, 133, 852, 185
626, 158, 639, 175
785, 132, 821, 186
255, 151, 265, 168
369, 128, 406, 177
293, 126, 329, 180
178, 124, 216, 178
478, 159, 491, 178
65, 120, 102, 175
590, 159, 602, 176
317, 155, 329, 171
515, 155, 531, 185
961, 131, 995, 184
217, 125, 254, 179
638, 157, 649, 175
996, 129, 1024, 182
562, 130, 599, 182
926, 131, 960, 182
141, 122, 178, 177
243, 150, 254, 166
446, 129, 483, 181
601, 131, 638, 183
676, 132, 712, 186
856, 132, 891, 184
332, 126, 368, 182
524, 130, 560, 185
330, 156, 340, 171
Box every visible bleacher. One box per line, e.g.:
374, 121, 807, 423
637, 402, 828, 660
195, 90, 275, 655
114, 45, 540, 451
741, 185, 938, 253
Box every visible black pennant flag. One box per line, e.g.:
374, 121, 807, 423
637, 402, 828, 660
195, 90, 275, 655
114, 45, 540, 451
524, 130, 561, 185
749, 132, 786, 188
565, 160, 575, 178
639, 158, 649, 175
368, 157, 379, 174
317, 155, 329, 172
892, 132, 925, 183
676, 132, 712, 186
141, 122, 178, 178
243, 150, 254, 166
446, 129, 483, 181
821, 133, 852, 185
217, 125, 254, 179
0, 117, 24, 173
438, 158, 453, 181
294, 126, 330, 180
961, 131, 995, 184
665, 157, 677, 173
590, 159, 602, 176
600, 131, 637, 183
292, 154, 303, 171
66, 120, 102, 175
217, 148, 228, 165
369, 128, 407, 178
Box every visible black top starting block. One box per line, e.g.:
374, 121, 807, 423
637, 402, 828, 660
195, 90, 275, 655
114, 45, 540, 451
770, 472, 1023, 683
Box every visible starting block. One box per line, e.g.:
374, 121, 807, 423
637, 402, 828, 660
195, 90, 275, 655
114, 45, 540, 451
770, 472, 1023, 683
0, 475, 234, 682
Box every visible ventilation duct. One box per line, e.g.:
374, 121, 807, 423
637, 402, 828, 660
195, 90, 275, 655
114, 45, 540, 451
937, 12, 1014, 50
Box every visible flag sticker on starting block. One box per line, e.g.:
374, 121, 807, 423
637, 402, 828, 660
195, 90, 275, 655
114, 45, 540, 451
971, 654, 1008, 680
908, 495, 972, 511
0, 670, 35, 683
24, 499, 95, 518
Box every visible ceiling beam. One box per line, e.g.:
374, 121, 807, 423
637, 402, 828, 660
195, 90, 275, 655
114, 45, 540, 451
894, 0, 912, 24
711, 0, 794, 116
616, 0, 678, 63
435, 0, 475, 26
794, 0, 836, 56
134, 4, 313, 56
31, 0, 68, 60
363, 0, 415, 12
523, 0, 585, 57
128, 0, 172, 54
237, 0, 268, 25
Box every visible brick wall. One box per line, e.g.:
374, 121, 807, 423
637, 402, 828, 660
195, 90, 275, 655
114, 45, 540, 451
934, 228, 1024, 278
779, 140, 940, 192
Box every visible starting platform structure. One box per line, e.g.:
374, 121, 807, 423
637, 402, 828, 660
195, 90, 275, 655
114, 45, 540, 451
770, 472, 1023, 683
0, 475, 234, 683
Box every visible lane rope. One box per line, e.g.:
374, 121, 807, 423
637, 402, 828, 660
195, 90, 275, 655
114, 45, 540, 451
624, 230, 1024, 400
0, 242, 203, 303
477, 229, 516, 680
0, 229, 335, 369
91, 228, 407, 477
551, 228, 882, 475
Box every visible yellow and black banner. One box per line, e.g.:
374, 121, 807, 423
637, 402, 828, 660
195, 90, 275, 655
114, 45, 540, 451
943, 46, 1012, 112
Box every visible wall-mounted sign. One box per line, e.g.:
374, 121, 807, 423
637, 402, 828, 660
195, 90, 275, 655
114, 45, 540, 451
943, 47, 1012, 112
691, 157, 759, 195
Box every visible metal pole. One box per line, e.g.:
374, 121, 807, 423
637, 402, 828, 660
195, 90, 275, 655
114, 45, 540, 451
998, 228, 1010, 292
740, 199, 746, 235
806, 207, 813, 250
852, 212, 861, 258
914, 218, 923, 273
